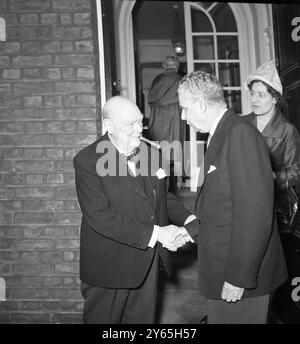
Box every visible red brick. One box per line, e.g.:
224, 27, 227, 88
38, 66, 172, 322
46, 174, 64, 184
43, 277, 61, 287
54, 54, 93, 66
62, 41, 73, 52
14, 134, 54, 146
10, 312, 50, 323
23, 199, 42, 211
46, 121, 64, 132
44, 226, 64, 237
64, 121, 77, 132
24, 96, 42, 107
10, 0, 50, 11
0, 301, 19, 311
23, 227, 42, 237
20, 14, 39, 25
24, 122, 44, 132
53, 0, 90, 10
6, 275, 43, 287
44, 200, 64, 210
12, 264, 52, 275
22, 68, 42, 79
62, 95, 76, 107
60, 13, 72, 25
2, 68, 21, 79
0, 212, 13, 224
73, 13, 91, 25
51, 313, 82, 324
14, 212, 55, 224
74, 40, 93, 52
55, 239, 79, 249
20, 252, 40, 262
0, 200, 22, 211
54, 186, 77, 198
13, 82, 53, 95
15, 109, 55, 120
0, 251, 20, 262
41, 13, 58, 25
0, 56, 9, 67
76, 94, 96, 106
42, 41, 61, 53
62, 67, 75, 79
25, 174, 44, 185
1, 42, 20, 53
14, 161, 54, 172
55, 133, 95, 145
0, 263, 11, 274
3, 226, 23, 237
43, 68, 61, 80
77, 67, 94, 79
56, 160, 76, 172
46, 148, 64, 159
14, 240, 52, 251
64, 200, 79, 211
12, 55, 51, 67
41, 251, 62, 263
44, 95, 62, 107
52, 288, 82, 301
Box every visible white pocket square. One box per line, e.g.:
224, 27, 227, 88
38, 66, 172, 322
207, 165, 216, 174
156, 168, 166, 179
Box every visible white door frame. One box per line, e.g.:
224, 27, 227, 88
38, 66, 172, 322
112, 1, 274, 110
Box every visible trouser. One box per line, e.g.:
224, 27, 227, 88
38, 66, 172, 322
206, 294, 270, 324
81, 254, 159, 324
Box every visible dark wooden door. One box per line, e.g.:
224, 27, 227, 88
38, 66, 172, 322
101, 0, 120, 99
272, 3, 300, 324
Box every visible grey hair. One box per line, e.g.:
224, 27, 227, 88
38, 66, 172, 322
178, 71, 225, 105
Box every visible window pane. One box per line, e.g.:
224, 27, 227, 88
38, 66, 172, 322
224, 90, 241, 114
191, 7, 212, 32
217, 36, 239, 59
193, 36, 214, 59
210, 3, 237, 32
194, 63, 215, 74
218, 63, 240, 86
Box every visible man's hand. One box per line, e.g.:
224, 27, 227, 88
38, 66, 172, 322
221, 281, 244, 302
158, 225, 192, 252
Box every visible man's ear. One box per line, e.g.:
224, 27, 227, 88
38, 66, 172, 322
198, 98, 207, 113
103, 118, 113, 134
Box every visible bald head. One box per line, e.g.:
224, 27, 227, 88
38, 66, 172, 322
102, 96, 139, 122
102, 96, 143, 154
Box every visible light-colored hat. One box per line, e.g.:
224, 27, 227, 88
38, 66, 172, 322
246, 60, 283, 95
162, 56, 179, 70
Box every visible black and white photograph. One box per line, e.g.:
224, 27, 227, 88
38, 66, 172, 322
0, 0, 299, 330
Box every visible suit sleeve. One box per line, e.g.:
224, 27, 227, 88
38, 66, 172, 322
74, 155, 154, 250
225, 123, 275, 289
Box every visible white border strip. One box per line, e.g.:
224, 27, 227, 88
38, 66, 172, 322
96, 0, 106, 134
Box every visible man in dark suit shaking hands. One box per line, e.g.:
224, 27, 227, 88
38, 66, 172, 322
73, 96, 194, 324
179, 71, 287, 324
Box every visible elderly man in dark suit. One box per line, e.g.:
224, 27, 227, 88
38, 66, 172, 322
73, 96, 194, 324
178, 71, 287, 324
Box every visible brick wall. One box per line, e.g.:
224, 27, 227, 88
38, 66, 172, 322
0, 0, 100, 323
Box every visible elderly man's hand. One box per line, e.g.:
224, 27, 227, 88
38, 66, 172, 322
221, 281, 244, 302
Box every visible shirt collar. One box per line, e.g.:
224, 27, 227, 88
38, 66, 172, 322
207, 108, 227, 146
108, 133, 132, 156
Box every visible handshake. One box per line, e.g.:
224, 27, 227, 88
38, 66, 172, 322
157, 225, 194, 252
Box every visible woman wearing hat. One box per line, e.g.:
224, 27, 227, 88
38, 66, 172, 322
244, 60, 300, 206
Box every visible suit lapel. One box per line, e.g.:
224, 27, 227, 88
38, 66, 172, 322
195, 110, 234, 205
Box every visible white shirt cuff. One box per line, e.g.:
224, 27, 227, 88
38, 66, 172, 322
148, 225, 160, 248
184, 215, 196, 243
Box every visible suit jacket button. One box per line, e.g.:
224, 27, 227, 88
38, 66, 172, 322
198, 219, 201, 224
150, 215, 154, 220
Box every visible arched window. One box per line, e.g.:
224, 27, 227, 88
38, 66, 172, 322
185, 2, 241, 113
